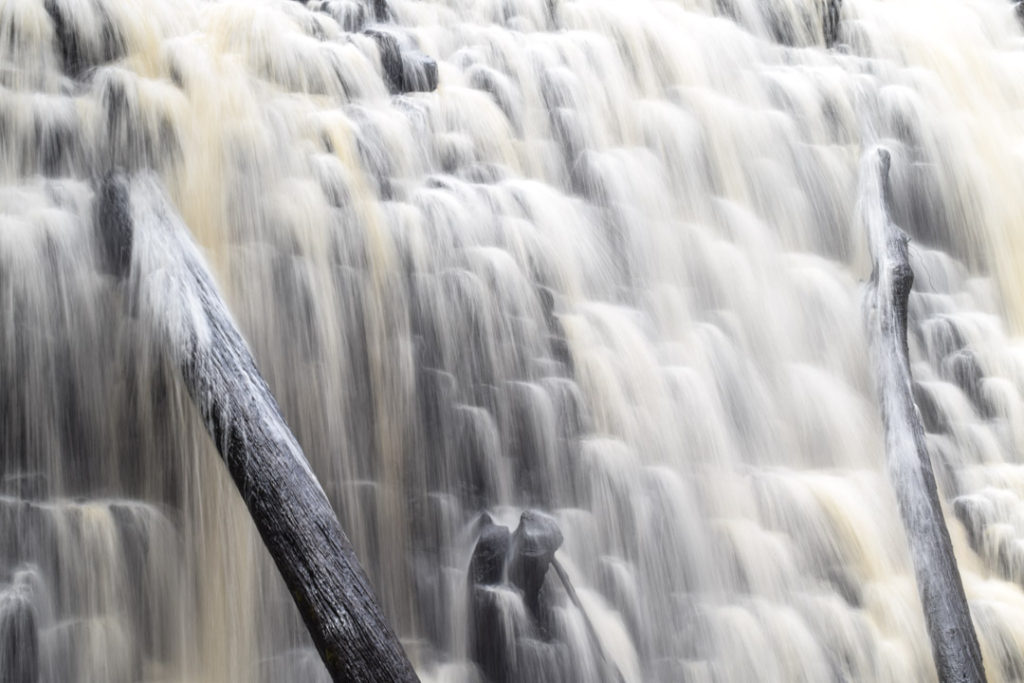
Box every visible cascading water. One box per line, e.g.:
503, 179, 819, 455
5, 0, 1024, 680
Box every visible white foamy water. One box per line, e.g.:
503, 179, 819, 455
4, 0, 1024, 680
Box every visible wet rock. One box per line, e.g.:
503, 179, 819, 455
456, 409, 504, 511
467, 65, 522, 132
468, 514, 511, 587
44, 0, 126, 77
0, 473, 48, 501
713, 0, 841, 48
824, 0, 842, 47
318, 0, 367, 31
825, 564, 862, 607
370, 0, 390, 22
399, 50, 438, 93
365, 30, 438, 94
0, 582, 39, 683
508, 511, 563, 620
366, 30, 406, 93
468, 515, 515, 683
507, 386, 558, 505
953, 495, 990, 553
912, 382, 948, 434
943, 349, 993, 417
469, 585, 517, 683
467, 511, 564, 682
515, 638, 568, 681
96, 173, 134, 279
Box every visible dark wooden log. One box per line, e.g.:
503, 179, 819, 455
549, 559, 623, 683
861, 147, 986, 683
106, 174, 419, 682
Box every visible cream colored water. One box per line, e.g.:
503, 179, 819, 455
4, 0, 1024, 680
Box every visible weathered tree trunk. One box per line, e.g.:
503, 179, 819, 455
103, 173, 419, 682
861, 148, 986, 683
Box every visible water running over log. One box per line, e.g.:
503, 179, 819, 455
116, 172, 418, 681
861, 147, 985, 683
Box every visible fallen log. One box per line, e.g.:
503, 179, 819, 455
549, 559, 623, 683
861, 147, 986, 683
103, 174, 418, 682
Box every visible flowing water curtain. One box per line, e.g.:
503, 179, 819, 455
7, 0, 1024, 681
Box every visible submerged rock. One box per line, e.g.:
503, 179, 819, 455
469, 514, 512, 587
824, 0, 842, 47
0, 581, 39, 683
96, 173, 134, 279
365, 30, 439, 94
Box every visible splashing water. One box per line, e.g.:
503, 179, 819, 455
5, 0, 1024, 680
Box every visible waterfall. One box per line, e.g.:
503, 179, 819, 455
5, 0, 1024, 680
